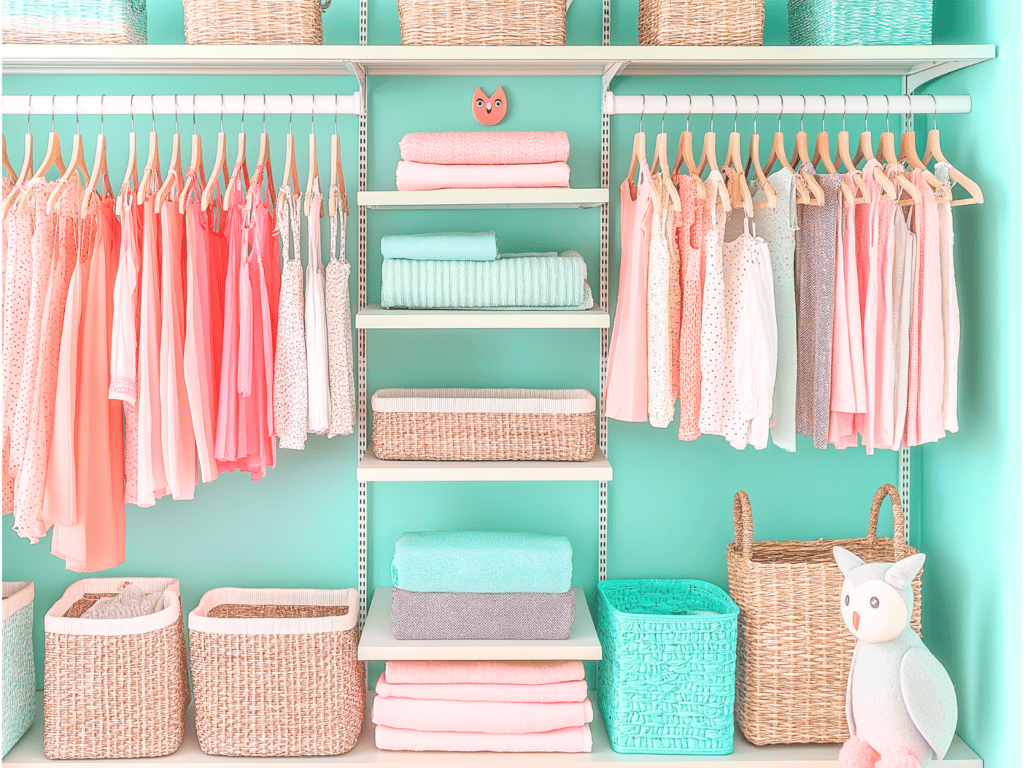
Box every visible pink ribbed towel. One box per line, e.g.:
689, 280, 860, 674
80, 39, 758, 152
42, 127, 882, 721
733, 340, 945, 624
375, 678, 589, 703
372, 697, 593, 734
375, 724, 593, 753
385, 660, 585, 686
399, 132, 571, 166
396, 161, 570, 191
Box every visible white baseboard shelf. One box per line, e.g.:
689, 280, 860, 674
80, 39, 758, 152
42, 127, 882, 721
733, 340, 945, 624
358, 587, 601, 661
357, 446, 612, 482
356, 305, 610, 330
4, 691, 982, 766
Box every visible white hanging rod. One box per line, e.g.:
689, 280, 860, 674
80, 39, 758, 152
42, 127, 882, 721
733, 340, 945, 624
1, 93, 363, 118
603, 93, 971, 117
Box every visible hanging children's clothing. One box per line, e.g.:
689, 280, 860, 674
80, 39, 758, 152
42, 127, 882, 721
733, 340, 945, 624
794, 167, 843, 449
647, 175, 675, 429
305, 186, 331, 435
606, 160, 653, 423
752, 167, 797, 452
273, 185, 308, 450
673, 174, 704, 442
697, 170, 729, 437
325, 187, 355, 438
890, 192, 917, 450
933, 162, 960, 434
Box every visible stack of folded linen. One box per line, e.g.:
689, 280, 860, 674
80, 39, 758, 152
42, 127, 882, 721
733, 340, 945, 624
379, 232, 594, 311
390, 531, 576, 641
396, 131, 571, 191
373, 660, 593, 753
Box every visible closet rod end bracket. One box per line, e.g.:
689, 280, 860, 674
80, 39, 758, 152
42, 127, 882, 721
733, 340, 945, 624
602, 61, 627, 97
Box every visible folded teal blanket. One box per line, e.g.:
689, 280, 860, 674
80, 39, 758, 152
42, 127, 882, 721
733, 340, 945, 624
392, 531, 573, 594
380, 251, 594, 310
381, 231, 498, 261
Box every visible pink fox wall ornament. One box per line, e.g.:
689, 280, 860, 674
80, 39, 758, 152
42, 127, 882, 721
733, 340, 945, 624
833, 547, 958, 768
473, 87, 507, 125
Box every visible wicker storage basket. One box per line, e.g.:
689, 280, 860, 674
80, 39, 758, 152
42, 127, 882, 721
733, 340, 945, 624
43, 577, 189, 760
727, 484, 921, 745
639, 0, 763, 45
3, 582, 36, 757
183, 0, 328, 44
597, 580, 739, 755
398, 0, 568, 45
372, 388, 596, 461
788, 0, 932, 45
189, 588, 364, 757
2, 0, 146, 43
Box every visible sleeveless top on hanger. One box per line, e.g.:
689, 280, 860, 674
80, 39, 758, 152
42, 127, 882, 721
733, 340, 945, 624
273, 185, 308, 450
698, 170, 728, 438
305, 186, 330, 436
647, 174, 675, 429
673, 174, 705, 442
890, 190, 917, 450
325, 187, 355, 438
933, 162, 960, 435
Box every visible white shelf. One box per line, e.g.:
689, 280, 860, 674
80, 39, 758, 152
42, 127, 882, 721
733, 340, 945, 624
357, 305, 609, 329
358, 586, 602, 661
358, 189, 608, 210
357, 446, 612, 482
3, 691, 982, 766
1, 45, 995, 90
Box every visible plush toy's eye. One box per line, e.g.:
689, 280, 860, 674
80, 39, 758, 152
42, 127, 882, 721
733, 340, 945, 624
844, 594, 850, 606
476, 99, 484, 107
494, 99, 502, 107
870, 597, 880, 609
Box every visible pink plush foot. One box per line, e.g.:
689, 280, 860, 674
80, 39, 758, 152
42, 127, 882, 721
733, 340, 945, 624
839, 735, 880, 768
876, 748, 924, 768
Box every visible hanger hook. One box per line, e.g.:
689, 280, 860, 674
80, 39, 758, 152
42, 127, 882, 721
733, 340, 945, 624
262, 95, 267, 134
840, 94, 847, 133
708, 94, 715, 134
240, 95, 246, 132
798, 94, 806, 133
192, 95, 197, 135
732, 94, 738, 133
50, 95, 56, 134
150, 95, 155, 135
174, 94, 180, 136
777, 95, 783, 134
219, 94, 224, 133
884, 94, 891, 134
685, 95, 692, 133
289, 95, 294, 134
931, 94, 938, 133
130, 95, 136, 134
661, 95, 667, 134
26, 95, 32, 134
638, 94, 646, 133
75, 94, 80, 135
820, 94, 827, 133
752, 93, 760, 136
99, 94, 105, 135
335, 95, 340, 135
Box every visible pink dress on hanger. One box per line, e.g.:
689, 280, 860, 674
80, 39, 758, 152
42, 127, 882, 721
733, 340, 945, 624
853, 159, 885, 454
159, 188, 196, 500
136, 193, 168, 507
606, 161, 653, 423
673, 175, 705, 442
48, 198, 125, 572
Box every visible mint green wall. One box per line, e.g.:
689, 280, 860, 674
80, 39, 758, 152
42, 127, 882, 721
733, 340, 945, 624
2, 2, 1017, 763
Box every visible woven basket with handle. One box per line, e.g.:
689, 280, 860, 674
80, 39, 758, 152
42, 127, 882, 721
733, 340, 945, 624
727, 484, 921, 745
183, 0, 329, 44
398, 0, 568, 45
639, 0, 763, 45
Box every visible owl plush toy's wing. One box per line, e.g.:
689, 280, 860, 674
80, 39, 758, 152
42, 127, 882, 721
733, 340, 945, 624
900, 648, 958, 759
846, 643, 859, 736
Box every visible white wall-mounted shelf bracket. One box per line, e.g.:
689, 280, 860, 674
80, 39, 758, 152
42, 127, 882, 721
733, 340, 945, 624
345, 61, 367, 116
602, 61, 627, 93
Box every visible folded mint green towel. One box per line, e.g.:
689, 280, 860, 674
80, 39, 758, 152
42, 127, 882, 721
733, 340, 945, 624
380, 251, 594, 310
381, 231, 498, 261
392, 531, 573, 594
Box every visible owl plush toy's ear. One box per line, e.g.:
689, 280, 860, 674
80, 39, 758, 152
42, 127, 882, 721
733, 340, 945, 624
884, 553, 926, 591
833, 546, 866, 577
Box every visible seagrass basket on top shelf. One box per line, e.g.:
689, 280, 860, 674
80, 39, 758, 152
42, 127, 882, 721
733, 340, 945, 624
2, 0, 147, 43
183, 0, 329, 44
639, 0, 764, 45
398, 0, 569, 45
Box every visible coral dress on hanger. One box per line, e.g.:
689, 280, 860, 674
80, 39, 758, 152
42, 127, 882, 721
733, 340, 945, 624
673, 174, 705, 442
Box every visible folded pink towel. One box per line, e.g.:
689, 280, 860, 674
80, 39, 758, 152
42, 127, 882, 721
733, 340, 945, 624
396, 161, 570, 191
385, 660, 585, 686
399, 132, 571, 166
375, 678, 589, 703
371, 697, 593, 734
375, 724, 593, 753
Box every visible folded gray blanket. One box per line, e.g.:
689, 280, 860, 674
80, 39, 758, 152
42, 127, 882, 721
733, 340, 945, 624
391, 588, 575, 641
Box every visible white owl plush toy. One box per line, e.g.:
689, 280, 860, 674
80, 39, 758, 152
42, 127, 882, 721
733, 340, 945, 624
833, 547, 958, 768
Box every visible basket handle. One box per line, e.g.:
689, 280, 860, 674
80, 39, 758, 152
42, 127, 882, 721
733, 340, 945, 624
733, 491, 754, 560
866, 483, 910, 558
128, 0, 146, 13
320, 0, 331, 10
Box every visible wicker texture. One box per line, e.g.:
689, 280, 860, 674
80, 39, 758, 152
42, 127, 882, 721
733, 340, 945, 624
2, 583, 35, 757
189, 596, 364, 757
2, 0, 146, 43
398, 0, 567, 45
43, 617, 189, 759
639, 0, 763, 45
788, 0, 932, 45
183, 0, 326, 44
727, 484, 921, 746
597, 580, 739, 755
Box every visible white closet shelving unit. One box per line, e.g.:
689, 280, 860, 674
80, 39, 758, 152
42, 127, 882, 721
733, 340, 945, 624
0, 4, 994, 764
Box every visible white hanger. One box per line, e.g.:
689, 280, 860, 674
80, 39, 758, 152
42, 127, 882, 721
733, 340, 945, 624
81, 95, 115, 217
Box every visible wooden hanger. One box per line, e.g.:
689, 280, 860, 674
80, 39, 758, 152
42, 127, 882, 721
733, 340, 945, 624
155, 96, 184, 210
694, 96, 731, 210
1, 107, 33, 218
834, 97, 882, 203
897, 118, 950, 200
136, 97, 162, 207
328, 96, 350, 216
787, 97, 825, 206
17, 97, 67, 211
280, 96, 301, 198
846, 96, 897, 201
669, 98, 706, 201
810, 100, 856, 207
648, 100, 681, 212
180, 96, 209, 214
762, 105, 811, 204
47, 96, 92, 214
874, 96, 922, 205
201, 96, 231, 212
721, 98, 753, 217
625, 95, 648, 190
2, 135, 15, 179
81, 96, 115, 218
245, 99, 276, 212
116, 96, 140, 216
223, 96, 251, 212
304, 99, 325, 217
921, 96, 983, 207
744, 97, 778, 211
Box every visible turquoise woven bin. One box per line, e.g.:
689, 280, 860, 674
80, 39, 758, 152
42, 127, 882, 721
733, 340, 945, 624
788, 0, 932, 45
3, 582, 36, 757
2, 0, 147, 44
597, 579, 738, 755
